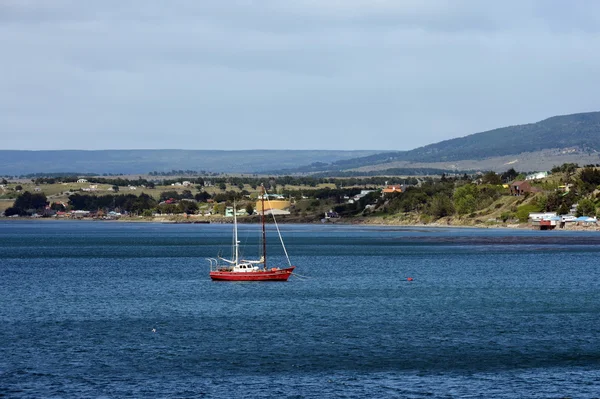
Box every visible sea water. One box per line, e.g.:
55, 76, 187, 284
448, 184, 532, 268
1, 221, 599, 398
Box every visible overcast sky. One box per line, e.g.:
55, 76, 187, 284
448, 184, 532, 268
1, 1, 599, 151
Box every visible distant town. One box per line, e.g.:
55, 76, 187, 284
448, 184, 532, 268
1, 163, 599, 229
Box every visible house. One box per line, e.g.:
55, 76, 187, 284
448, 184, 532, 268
225, 207, 248, 217
528, 212, 557, 222
324, 210, 340, 219
255, 198, 290, 211
348, 190, 376, 203
71, 210, 91, 218
77, 179, 88, 183
263, 208, 290, 216
575, 216, 598, 224
182, 181, 192, 187
570, 203, 578, 213
382, 185, 403, 196
509, 180, 540, 195
558, 184, 573, 193
529, 212, 559, 230
525, 172, 549, 181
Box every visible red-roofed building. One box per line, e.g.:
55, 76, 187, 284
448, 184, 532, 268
382, 185, 403, 196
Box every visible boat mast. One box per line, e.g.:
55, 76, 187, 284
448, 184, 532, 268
261, 184, 267, 270
234, 201, 239, 266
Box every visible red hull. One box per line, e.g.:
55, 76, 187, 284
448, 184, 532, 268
210, 266, 295, 281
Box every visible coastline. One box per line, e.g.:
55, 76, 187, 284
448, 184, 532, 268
2, 215, 599, 231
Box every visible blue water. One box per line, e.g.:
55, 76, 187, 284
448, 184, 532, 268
1, 221, 600, 398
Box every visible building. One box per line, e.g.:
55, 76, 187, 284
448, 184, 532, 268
525, 172, 549, 181
509, 181, 541, 195
558, 184, 573, 193
528, 212, 557, 222
382, 185, 403, 196
255, 199, 290, 212
225, 207, 248, 217
348, 190, 375, 204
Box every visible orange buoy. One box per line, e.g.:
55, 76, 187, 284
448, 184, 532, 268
407, 277, 413, 281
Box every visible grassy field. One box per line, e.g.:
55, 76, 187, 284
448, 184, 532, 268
0, 181, 338, 208
0, 200, 12, 213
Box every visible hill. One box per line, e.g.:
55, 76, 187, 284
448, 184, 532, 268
278, 112, 600, 174
0, 149, 381, 176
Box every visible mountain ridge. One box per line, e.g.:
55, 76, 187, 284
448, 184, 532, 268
277, 111, 600, 174
0, 149, 381, 176
2, 111, 599, 176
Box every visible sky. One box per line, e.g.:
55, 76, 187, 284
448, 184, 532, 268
1, 0, 600, 151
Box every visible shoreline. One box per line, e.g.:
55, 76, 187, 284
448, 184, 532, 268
2, 215, 599, 231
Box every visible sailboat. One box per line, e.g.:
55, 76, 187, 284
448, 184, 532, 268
207, 185, 296, 281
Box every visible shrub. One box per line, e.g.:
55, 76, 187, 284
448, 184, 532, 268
500, 211, 513, 222
516, 204, 542, 222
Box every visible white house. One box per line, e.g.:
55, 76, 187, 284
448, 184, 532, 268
77, 178, 88, 183
525, 172, 548, 181
348, 190, 375, 204
528, 212, 557, 222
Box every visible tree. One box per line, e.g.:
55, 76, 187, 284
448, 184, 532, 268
453, 184, 478, 215
195, 191, 212, 202
245, 203, 254, 215
544, 192, 562, 212
178, 201, 199, 214
112, 185, 119, 192
557, 203, 570, 215
219, 183, 227, 191
562, 163, 579, 183
481, 171, 502, 185
4, 207, 21, 216
516, 204, 542, 222
577, 199, 596, 217
500, 211, 513, 223
159, 190, 180, 202
14, 191, 48, 211
142, 209, 153, 217
15, 185, 22, 191
501, 168, 519, 183
50, 202, 65, 211
577, 167, 600, 194
427, 194, 455, 218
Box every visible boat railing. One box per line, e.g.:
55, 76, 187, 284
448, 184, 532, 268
206, 258, 218, 271
206, 257, 235, 272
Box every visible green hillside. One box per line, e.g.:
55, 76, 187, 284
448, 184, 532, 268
280, 111, 600, 174
403, 111, 600, 162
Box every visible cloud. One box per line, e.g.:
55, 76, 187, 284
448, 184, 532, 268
1, 1, 600, 150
